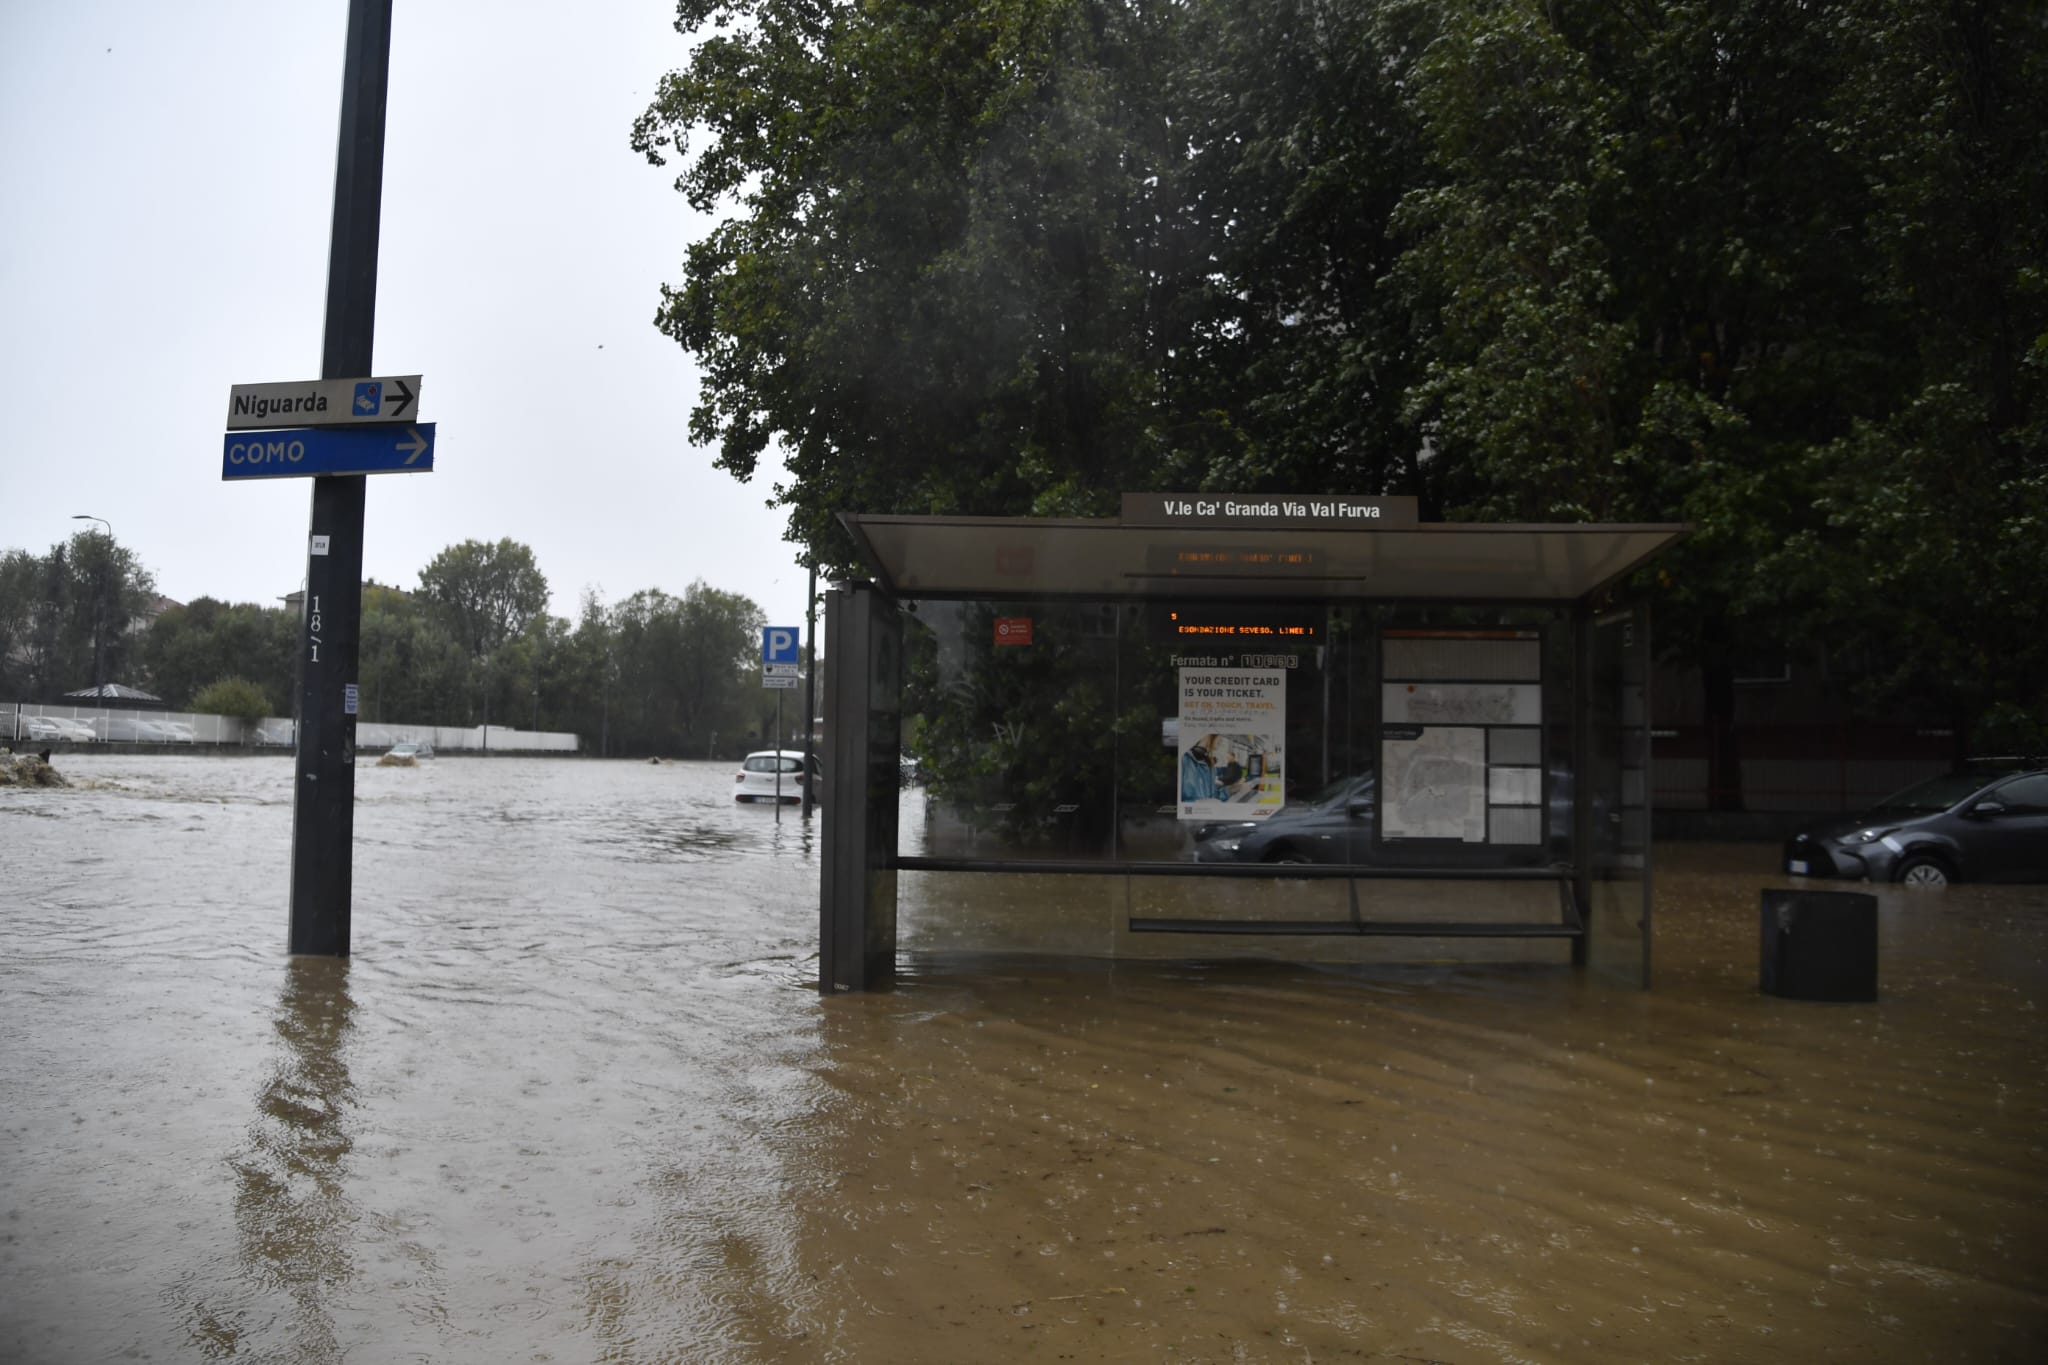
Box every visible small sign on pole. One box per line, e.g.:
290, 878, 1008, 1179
222, 424, 434, 479
227, 375, 421, 428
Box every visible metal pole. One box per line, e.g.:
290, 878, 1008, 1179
774, 690, 783, 823
802, 561, 817, 818
290, 0, 392, 957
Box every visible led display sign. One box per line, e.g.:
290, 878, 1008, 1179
1146, 606, 1322, 645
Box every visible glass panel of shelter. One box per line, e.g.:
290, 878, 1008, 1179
898, 597, 1121, 862
898, 598, 1580, 883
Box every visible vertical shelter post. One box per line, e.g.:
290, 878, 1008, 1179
819, 583, 899, 992
802, 561, 817, 818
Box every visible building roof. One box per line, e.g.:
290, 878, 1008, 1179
64, 683, 164, 702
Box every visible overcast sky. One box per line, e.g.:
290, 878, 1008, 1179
0, 0, 813, 632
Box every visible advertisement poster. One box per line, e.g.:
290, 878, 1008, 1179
1177, 668, 1286, 821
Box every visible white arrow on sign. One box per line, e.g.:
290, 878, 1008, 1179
397, 428, 429, 464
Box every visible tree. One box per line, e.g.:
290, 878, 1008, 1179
0, 548, 42, 697
644, 0, 2048, 795
0, 531, 155, 699
192, 677, 273, 721
637, 0, 1196, 572
140, 598, 297, 711
606, 581, 765, 756
1381, 0, 2047, 791
416, 539, 550, 659
357, 583, 471, 725
1168, 0, 1434, 499
1766, 0, 2048, 755
62, 529, 155, 693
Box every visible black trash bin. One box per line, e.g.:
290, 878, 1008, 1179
1760, 888, 1878, 1001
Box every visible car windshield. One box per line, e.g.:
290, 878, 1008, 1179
1303, 774, 1371, 809
1869, 772, 2007, 814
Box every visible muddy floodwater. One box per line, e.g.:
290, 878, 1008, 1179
3, 755, 2045, 1363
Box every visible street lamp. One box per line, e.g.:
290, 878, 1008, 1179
71, 515, 113, 698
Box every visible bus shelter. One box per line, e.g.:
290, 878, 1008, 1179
820, 495, 1686, 994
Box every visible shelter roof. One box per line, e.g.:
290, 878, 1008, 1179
841, 511, 1689, 603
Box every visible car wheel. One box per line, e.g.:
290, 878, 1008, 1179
1896, 855, 1952, 889
1266, 848, 1314, 866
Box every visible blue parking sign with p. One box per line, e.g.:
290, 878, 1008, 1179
763, 627, 800, 664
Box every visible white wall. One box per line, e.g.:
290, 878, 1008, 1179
5, 702, 579, 753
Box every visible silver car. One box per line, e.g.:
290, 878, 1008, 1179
17, 716, 69, 744
17, 715, 94, 743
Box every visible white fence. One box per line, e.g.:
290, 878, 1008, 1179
4, 702, 578, 754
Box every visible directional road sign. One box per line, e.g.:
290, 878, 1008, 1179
227, 375, 421, 429
762, 627, 801, 665
222, 424, 435, 480
762, 674, 801, 689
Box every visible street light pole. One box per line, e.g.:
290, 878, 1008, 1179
71, 515, 113, 697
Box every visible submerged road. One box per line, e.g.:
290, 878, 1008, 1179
3, 755, 2044, 1362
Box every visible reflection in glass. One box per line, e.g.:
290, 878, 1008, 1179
903, 600, 1121, 859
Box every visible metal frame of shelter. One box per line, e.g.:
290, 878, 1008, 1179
820, 499, 1686, 994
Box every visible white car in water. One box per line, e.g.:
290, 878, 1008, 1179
733, 749, 821, 804
17, 715, 92, 744
92, 716, 182, 742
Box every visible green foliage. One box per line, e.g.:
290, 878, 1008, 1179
643, 0, 2047, 780
417, 539, 551, 658
140, 597, 297, 711
637, 0, 1196, 567
191, 676, 272, 721
0, 531, 156, 699
4, 533, 786, 758
902, 600, 1125, 846
605, 580, 768, 757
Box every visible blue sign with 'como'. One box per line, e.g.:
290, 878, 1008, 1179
221, 423, 435, 479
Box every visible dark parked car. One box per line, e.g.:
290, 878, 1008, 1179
1191, 770, 1579, 865
1191, 773, 1376, 864
1783, 768, 2048, 888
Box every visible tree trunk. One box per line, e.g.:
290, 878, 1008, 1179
1700, 618, 1744, 813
